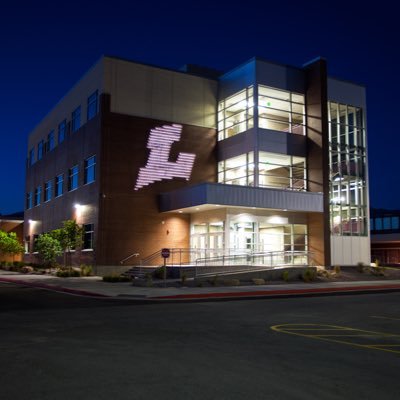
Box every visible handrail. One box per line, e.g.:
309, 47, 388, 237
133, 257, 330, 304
120, 252, 140, 264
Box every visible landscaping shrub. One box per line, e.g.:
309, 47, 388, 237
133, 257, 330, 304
221, 279, 240, 286
56, 269, 80, 278
252, 278, 266, 285
154, 266, 166, 279
102, 275, 130, 282
356, 262, 365, 273
282, 270, 290, 282
334, 265, 341, 274
80, 264, 93, 277
302, 268, 317, 282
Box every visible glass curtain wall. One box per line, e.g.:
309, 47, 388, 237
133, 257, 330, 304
218, 152, 306, 191
328, 102, 367, 236
259, 152, 306, 190
218, 153, 254, 186
218, 87, 254, 140
258, 86, 305, 135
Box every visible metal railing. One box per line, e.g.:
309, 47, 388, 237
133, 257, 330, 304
194, 250, 314, 277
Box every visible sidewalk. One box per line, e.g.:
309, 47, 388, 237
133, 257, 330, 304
2, 270, 400, 301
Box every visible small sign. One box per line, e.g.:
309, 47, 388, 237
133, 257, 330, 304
161, 248, 170, 258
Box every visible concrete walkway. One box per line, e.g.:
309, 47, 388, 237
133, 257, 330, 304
1, 270, 400, 301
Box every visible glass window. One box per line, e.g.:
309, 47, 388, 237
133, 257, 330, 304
218, 153, 254, 187
375, 218, 382, 230
68, 165, 79, 191
218, 87, 254, 141
87, 90, 98, 121
32, 234, 39, 253
29, 148, 35, 166
26, 192, 33, 209
37, 140, 44, 160
71, 106, 81, 132
45, 180, 52, 202
34, 186, 41, 206
328, 102, 367, 237
55, 174, 63, 197
392, 217, 399, 230
46, 130, 55, 152
58, 120, 66, 144
383, 217, 391, 230
84, 155, 96, 184
24, 235, 30, 254
259, 152, 306, 191
258, 86, 305, 135
83, 224, 94, 250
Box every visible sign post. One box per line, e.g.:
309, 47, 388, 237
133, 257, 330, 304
161, 248, 170, 287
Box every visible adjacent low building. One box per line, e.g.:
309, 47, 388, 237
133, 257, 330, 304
24, 55, 370, 272
370, 208, 400, 265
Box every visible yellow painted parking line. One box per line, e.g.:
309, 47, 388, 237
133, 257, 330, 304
271, 324, 400, 355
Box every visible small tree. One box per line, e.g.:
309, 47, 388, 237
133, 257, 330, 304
51, 220, 83, 269
0, 230, 24, 262
36, 233, 62, 269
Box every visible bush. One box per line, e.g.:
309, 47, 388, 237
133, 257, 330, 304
80, 264, 93, 277
282, 270, 290, 282
252, 278, 266, 285
370, 266, 385, 277
21, 266, 34, 274
357, 262, 365, 273
208, 275, 219, 286
154, 266, 166, 279
302, 268, 317, 282
181, 272, 187, 285
56, 269, 80, 278
102, 275, 130, 282
334, 265, 341, 274
145, 272, 153, 287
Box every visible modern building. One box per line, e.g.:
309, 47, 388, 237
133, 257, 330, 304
370, 208, 400, 265
24, 55, 370, 273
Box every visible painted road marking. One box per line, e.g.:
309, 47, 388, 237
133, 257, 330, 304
271, 324, 400, 355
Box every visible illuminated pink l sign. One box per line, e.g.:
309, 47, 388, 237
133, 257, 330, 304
134, 124, 196, 190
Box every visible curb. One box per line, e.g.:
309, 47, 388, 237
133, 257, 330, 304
0, 277, 110, 298
2, 276, 400, 302
150, 283, 400, 301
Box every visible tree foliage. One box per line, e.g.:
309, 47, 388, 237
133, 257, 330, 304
49, 220, 83, 268
36, 234, 62, 267
0, 230, 24, 260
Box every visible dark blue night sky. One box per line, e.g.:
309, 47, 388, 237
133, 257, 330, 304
0, 0, 398, 214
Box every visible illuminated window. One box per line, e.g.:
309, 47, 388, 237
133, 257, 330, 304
218, 87, 254, 141
58, 120, 66, 144
71, 106, 81, 132
68, 165, 79, 191
84, 155, 96, 184
259, 152, 306, 191
55, 174, 63, 197
87, 91, 98, 121
218, 153, 254, 186
329, 102, 367, 236
258, 86, 305, 135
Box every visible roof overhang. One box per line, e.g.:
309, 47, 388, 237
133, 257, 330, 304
159, 183, 323, 213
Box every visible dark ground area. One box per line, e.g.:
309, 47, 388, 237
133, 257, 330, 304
1, 283, 400, 400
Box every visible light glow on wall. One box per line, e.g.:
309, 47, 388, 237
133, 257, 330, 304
134, 124, 196, 190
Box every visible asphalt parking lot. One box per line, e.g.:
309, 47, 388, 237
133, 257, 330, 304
1, 283, 400, 400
